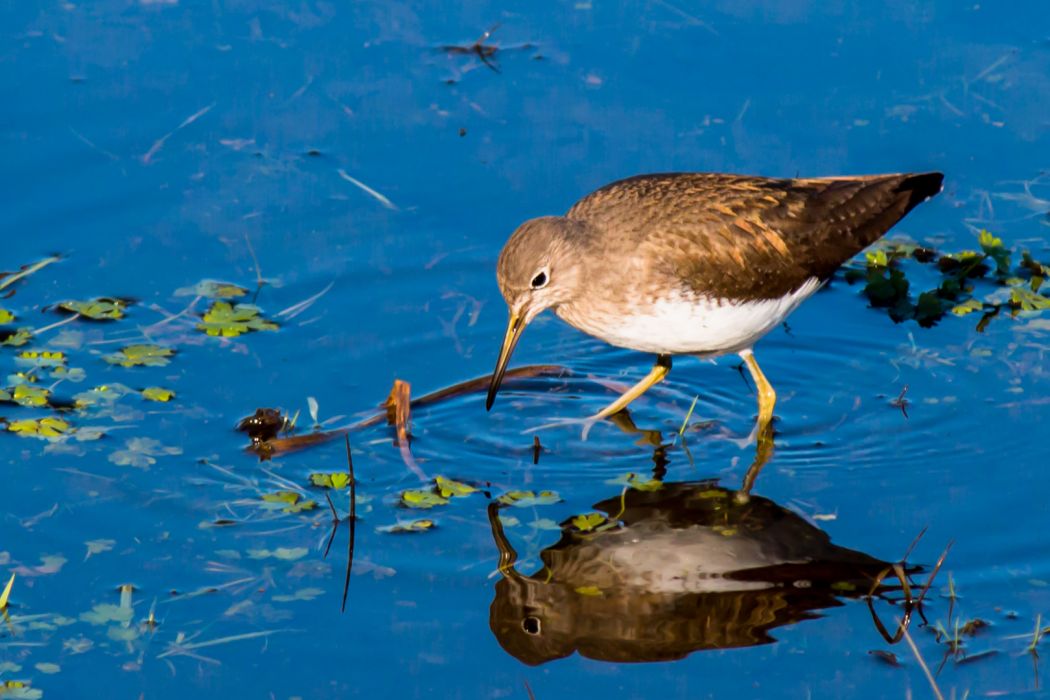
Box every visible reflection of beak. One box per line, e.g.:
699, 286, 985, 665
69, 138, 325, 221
486, 310, 526, 410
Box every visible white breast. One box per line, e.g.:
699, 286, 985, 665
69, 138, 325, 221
557, 277, 822, 356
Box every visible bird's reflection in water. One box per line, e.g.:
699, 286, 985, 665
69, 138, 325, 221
488, 480, 907, 666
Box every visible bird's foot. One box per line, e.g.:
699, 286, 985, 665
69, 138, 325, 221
524, 415, 603, 441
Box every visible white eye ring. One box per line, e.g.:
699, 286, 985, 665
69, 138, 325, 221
530, 267, 550, 289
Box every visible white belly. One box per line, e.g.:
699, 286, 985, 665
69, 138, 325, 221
557, 277, 822, 356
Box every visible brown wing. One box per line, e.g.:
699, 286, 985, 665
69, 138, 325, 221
566, 172, 943, 301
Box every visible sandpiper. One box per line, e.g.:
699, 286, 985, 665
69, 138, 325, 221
485, 171, 943, 434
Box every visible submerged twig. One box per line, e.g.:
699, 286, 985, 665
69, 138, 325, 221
901, 619, 946, 700
0, 255, 61, 293
142, 102, 214, 164
386, 379, 428, 482
342, 434, 356, 613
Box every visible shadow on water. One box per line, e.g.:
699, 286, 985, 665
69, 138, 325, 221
487, 479, 914, 666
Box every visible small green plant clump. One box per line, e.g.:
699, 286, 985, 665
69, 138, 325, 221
845, 230, 1050, 329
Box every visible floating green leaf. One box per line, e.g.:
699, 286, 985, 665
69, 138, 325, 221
57, 297, 128, 320
33, 663, 60, 675
951, 299, 984, 316
1011, 287, 1050, 312
261, 491, 318, 513
400, 489, 449, 509
570, 512, 608, 532
609, 472, 663, 492
16, 350, 66, 368
175, 279, 249, 299
978, 229, 1011, 276
84, 539, 116, 560
141, 387, 175, 402
8, 417, 72, 439
197, 301, 278, 337
378, 519, 436, 534
104, 344, 174, 367
0, 309, 14, 324
0, 680, 43, 699
308, 472, 351, 490
12, 384, 49, 407
496, 490, 562, 507
272, 587, 324, 602
74, 383, 133, 408
247, 547, 308, 561
80, 603, 133, 626
108, 437, 182, 468
434, 475, 477, 498
0, 328, 32, 347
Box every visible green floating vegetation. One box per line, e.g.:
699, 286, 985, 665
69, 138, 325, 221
57, 297, 129, 321
103, 344, 174, 367
399, 489, 449, 509
0, 680, 43, 699
0, 329, 32, 347
846, 230, 1050, 329
7, 417, 73, 439
308, 472, 352, 490
260, 491, 318, 513
608, 472, 663, 492
175, 279, 249, 299
378, 519, 436, 534
16, 350, 66, 368
434, 475, 477, 498
0, 308, 14, 324
570, 512, 609, 532
140, 387, 175, 402
496, 489, 562, 507
197, 301, 278, 337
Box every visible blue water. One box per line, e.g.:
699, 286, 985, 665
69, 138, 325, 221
1, 1, 1049, 698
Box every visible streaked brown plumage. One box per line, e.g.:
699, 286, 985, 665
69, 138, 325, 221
486, 170, 944, 432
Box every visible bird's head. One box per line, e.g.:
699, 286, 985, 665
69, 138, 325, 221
487, 216, 587, 410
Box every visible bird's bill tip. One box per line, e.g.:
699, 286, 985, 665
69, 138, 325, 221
486, 311, 525, 411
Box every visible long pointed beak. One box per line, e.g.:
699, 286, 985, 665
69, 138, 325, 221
486, 310, 526, 410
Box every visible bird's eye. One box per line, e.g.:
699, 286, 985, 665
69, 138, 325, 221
522, 616, 542, 635
530, 270, 548, 289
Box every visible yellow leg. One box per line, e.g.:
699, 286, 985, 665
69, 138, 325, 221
590, 355, 672, 421
740, 348, 776, 431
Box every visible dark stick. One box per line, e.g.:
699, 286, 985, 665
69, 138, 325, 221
322, 490, 339, 559
341, 434, 356, 613
532, 436, 541, 465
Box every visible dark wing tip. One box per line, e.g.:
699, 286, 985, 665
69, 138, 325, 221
898, 171, 945, 210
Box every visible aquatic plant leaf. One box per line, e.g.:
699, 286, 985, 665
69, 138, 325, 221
0, 309, 14, 324
197, 301, 278, 337
0, 681, 43, 699
978, 229, 1011, 275
57, 297, 127, 320
84, 539, 115, 560
864, 267, 909, 308
80, 603, 134, 626
261, 491, 318, 513
12, 384, 49, 407
0, 328, 33, 347
104, 344, 174, 367
141, 387, 175, 402
49, 365, 86, 382
16, 350, 66, 368
1011, 287, 1050, 312
74, 383, 133, 408
272, 587, 324, 602
914, 291, 946, 327
108, 437, 182, 468
33, 663, 60, 675
575, 586, 603, 597
571, 513, 608, 532
951, 299, 984, 316
609, 472, 663, 492
434, 475, 477, 498
400, 489, 449, 509
308, 472, 351, 490
247, 547, 308, 561
378, 519, 436, 534
865, 249, 889, 267
8, 417, 72, 439
175, 279, 249, 299
496, 490, 561, 507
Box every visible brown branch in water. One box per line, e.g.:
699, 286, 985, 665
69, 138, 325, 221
352, 364, 570, 430
341, 434, 356, 614
532, 436, 542, 465
322, 490, 339, 560
386, 379, 428, 482
915, 540, 955, 609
